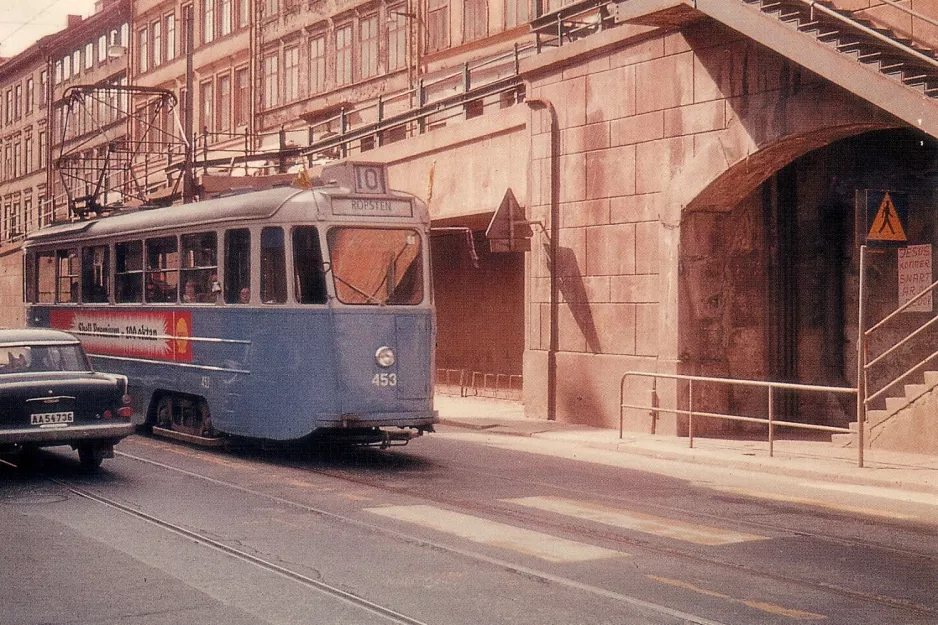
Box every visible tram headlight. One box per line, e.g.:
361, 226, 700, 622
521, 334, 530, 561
375, 346, 396, 368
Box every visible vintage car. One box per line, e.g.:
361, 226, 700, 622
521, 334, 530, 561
0, 328, 134, 469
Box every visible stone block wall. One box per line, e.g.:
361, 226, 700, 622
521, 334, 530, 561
521, 18, 899, 431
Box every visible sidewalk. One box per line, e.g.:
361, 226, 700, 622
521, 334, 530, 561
434, 394, 938, 496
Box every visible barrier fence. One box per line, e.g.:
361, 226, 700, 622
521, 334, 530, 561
436, 369, 523, 401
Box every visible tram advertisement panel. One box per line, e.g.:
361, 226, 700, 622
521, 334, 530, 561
49, 309, 193, 362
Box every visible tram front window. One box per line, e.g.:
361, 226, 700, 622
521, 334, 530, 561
327, 227, 423, 305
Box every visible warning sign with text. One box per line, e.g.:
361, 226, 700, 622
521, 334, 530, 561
898, 244, 932, 313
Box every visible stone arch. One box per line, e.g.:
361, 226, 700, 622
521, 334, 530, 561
661, 81, 904, 433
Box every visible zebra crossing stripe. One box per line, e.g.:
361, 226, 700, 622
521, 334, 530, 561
365, 504, 627, 563
505, 496, 766, 545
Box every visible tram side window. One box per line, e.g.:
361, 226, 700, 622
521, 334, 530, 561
82, 246, 110, 303
146, 236, 179, 303
37, 252, 56, 304
56, 249, 80, 303
293, 226, 327, 304
116, 241, 143, 303
224, 228, 250, 304
181, 232, 218, 303
260, 227, 287, 304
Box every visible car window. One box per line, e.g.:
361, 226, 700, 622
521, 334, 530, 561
0, 345, 90, 373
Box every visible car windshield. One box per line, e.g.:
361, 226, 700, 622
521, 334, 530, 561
326, 227, 424, 305
0, 344, 91, 374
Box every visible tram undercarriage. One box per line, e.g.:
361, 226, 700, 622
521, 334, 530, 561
148, 393, 430, 449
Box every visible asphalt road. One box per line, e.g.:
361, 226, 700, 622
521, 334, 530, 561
1, 426, 936, 625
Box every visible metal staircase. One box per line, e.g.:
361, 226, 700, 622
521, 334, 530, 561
620, 0, 938, 138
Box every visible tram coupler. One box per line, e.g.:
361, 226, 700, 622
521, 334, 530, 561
376, 428, 423, 449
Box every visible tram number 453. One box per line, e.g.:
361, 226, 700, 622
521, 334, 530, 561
372, 373, 398, 387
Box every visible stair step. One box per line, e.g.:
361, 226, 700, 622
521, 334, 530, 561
904, 384, 927, 402
885, 395, 910, 412
830, 432, 855, 447
923, 371, 938, 386
865, 408, 891, 428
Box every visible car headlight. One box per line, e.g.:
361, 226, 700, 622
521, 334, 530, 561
375, 346, 395, 368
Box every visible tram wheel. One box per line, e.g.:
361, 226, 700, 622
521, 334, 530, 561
155, 395, 174, 429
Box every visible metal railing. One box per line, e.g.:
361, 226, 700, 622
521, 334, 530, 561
436, 368, 523, 400
860, 249, 938, 446
619, 371, 861, 465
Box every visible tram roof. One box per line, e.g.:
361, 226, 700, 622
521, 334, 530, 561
26, 186, 305, 245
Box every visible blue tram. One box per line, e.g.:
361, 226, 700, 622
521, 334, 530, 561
23, 161, 437, 446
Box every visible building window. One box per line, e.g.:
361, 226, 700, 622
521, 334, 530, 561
98, 35, 108, 63
220, 0, 232, 36
63, 55, 71, 81
238, 0, 250, 27
14, 84, 22, 119
73, 50, 82, 76
387, 7, 406, 71
39, 71, 47, 108
263, 0, 278, 17
203, 0, 216, 44
38, 131, 46, 169
284, 46, 299, 102
234, 67, 249, 126
359, 15, 379, 79
24, 136, 32, 173
335, 24, 353, 86
464, 0, 487, 42
200, 79, 214, 133
166, 14, 177, 60
427, 0, 449, 53
309, 35, 325, 94
24, 197, 33, 234
263, 54, 279, 108
25, 78, 34, 115
152, 20, 162, 67
85, 42, 94, 70
217, 73, 231, 131
137, 28, 149, 73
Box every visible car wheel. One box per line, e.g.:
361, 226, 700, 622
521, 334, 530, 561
77, 444, 105, 470
17, 445, 41, 470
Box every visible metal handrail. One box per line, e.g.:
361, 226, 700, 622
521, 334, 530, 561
619, 371, 860, 465
861, 274, 938, 420
877, 0, 938, 31
799, 0, 938, 72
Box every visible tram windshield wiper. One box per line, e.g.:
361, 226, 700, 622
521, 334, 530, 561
330, 272, 385, 305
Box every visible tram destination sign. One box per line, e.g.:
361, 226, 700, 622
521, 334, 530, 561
331, 197, 413, 218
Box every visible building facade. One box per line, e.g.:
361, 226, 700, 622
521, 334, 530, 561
0, 1, 130, 324
4, 0, 938, 452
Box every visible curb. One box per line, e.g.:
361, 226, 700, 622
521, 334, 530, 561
439, 418, 938, 496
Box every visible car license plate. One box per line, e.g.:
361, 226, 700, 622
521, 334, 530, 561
31, 412, 74, 426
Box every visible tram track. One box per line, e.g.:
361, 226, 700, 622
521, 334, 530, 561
37, 473, 432, 625
111, 440, 938, 623
90, 449, 733, 625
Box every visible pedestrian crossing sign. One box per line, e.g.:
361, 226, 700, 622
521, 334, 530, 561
862, 189, 908, 246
